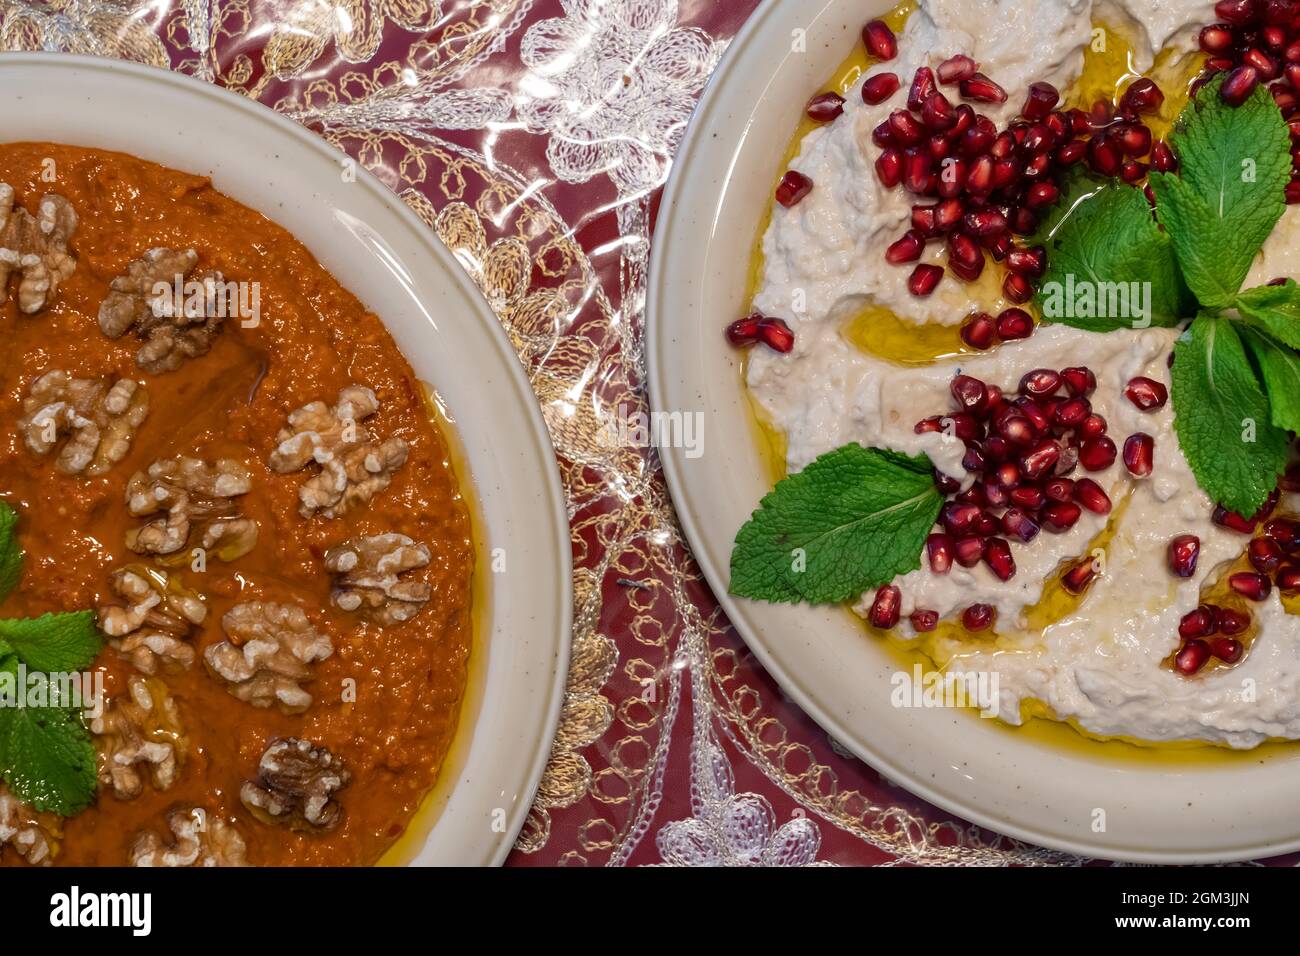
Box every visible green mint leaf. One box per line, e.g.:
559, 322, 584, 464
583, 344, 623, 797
1236, 281, 1300, 349
1028, 167, 1106, 246
1241, 326, 1300, 433
1035, 180, 1189, 330
0, 697, 96, 816
729, 444, 943, 605
1149, 75, 1290, 307
0, 501, 20, 606
0, 612, 101, 673
1172, 314, 1290, 516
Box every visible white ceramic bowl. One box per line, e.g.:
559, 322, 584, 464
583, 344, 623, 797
0, 54, 572, 866
647, 0, 1300, 862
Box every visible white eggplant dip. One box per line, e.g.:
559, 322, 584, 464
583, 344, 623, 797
742, 0, 1300, 748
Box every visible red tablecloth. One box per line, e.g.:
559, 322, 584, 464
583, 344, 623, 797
3, 0, 1283, 867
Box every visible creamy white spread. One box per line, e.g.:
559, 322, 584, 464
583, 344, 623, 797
747, 0, 1300, 748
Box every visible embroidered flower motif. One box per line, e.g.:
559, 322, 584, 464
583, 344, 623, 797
518, 0, 721, 195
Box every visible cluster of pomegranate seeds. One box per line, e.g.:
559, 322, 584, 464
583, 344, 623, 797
861, 49, 1169, 301
725, 312, 795, 353
1169, 507, 1300, 674
1196, 0, 1300, 199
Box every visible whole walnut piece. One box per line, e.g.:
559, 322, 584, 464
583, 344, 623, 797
130, 806, 248, 867
0, 786, 56, 865
99, 247, 228, 374
19, 370, 149, 476
90, 675, 186, 801
324, 533, 432, 624
97, 565, 206, 674
240, 737, 350, 832
203, 602, 333, 714
268, 385, 409, 519
0, 182, 78, 314
125, 456, 258, 561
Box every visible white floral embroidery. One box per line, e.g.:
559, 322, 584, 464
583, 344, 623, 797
518, 0, 723, 196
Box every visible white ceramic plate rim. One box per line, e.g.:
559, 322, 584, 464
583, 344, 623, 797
0, 53, 572, 867
647, 0, 1300, 863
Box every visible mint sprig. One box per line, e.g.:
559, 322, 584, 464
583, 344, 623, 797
729, 445, 943, 605
0, 501, 102, 815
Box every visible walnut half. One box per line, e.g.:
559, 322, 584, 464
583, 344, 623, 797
97, 566, 206, 674
19, 370, 149, 476
125, 457, 258, 561
130, 806, 247, 867
268, 385, 409, 518
0, 786, 57, 865
0, 183, 77, 314
241, 738, 350, 832
90, 675, 186, 800
324, 533, 431, 624
203, 602, 333, 714
99, 247, 227, 374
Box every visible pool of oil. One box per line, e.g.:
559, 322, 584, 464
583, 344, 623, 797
739, 4, 1300, 765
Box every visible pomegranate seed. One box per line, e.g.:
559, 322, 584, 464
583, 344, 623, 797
1221, 65, 1261, 106
1150, 140, 1178, 172
942, 502, 981, 535
1078, 413, 1107, 438
908, 263, 944, 296
1121, 78, 1165, 115
886, 230, 926, 263
1211, 637, 1243, 663
1053, 396, 1091, 428
962, 603, 995, 631
950, 374, 989, 413
1115, 124, 1153, 157
1045, 478, 1074, 503
1072, 478, 1112, 515
1277, 565, 1300, 591
1200, 25, 1236, 54
983, 480, 1009, 508
1006, 486, 1041, 512
872, 120, 897, 148
965, 154, 994, 194
938, 157, 968, 198
959, 73, 1008, 104
889, 109, 925, 146
993, 461, 1021, 488
1062, 559, 1097, 595
1125, 377, 1168, 412
926, 532, 954, 574
1119, 160, 1148, 184
1218, 608, 1250, 635
805, 91, 846, 122
948, 232, 985, 280
1286, 181, 1300, 204
1006, 246, 1046, 277
937, 54, 978, 84
776, 170, 813, 207
1181, 605, 1219, 639
1288, 38, 1300, 62
991, 156, 1022, 190
1019, 368, 1062, 397
1041, 501, 1082, 532
954, 535, 986, 567
910, 609, 940, 632
1230, 571, 1272, 601
1019, 439, 1061, 480
995, 411, 1036, 449
907, 66, 936, 111
946, 412, 980, 441
911, 204, 939, 236
1087, 135, 1122, 175
1245, 47, 1280, 79
961, 312, 998, 350
1122, 433, 1155, 477
725, 314, 762, 346
962, 116, 997, 156
1025, 181, 1060, 209
922, 92, 958, 130
862, 72, 900, 104
1175, 639, 1211, 675
934, 198, 963, 231
1079, 435, 1117, 471
964, 207, 1007, 237
1022, 81, 1060, 120
903, 149, 933, 193
1215, 0, 1261, 24
1264, 517, 1300, 551
869, 584, 901, 628
1250, 536, 1284, 573
862, 19, 897, 60
757, 317, 794, 353
1003, 272, 1033, 303
1060, 366, 1096, 397
1282, 463, 1300, 492
934, 469, 961, 494
1000, 507, 1040, 543
983, 537, 1016, 580
1055, 140, 1088, 166
1213, 505, 1258, 534
1168, 534, 1201, 577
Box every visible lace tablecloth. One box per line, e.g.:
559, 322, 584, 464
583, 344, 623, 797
4, 0, 1277, 867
